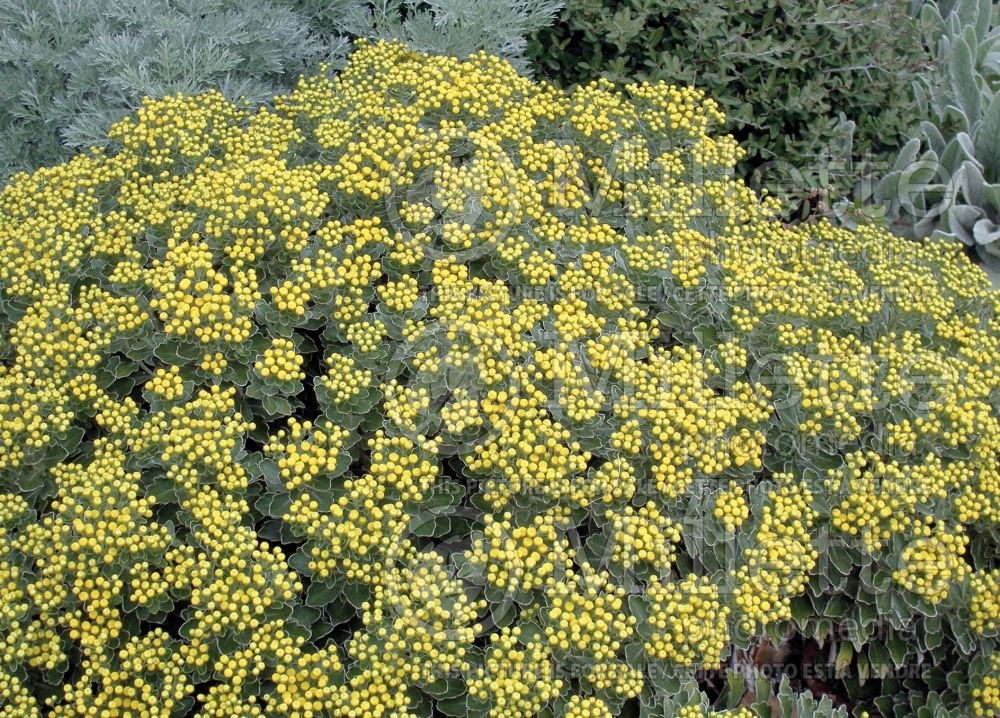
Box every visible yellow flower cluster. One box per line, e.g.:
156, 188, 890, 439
16, 444, 170, 660
318, 353, 373, 405
53, 629, 191, 718
181, 495, 302, 649
969, 570, 1000, 635
564, 695, 614, 718
732, 479, 818, 632
0, 283, 145, 471
542, 567, 641, 698
892, 527, 969, 604
0, 38, 998, 717
440, 387, 483, 434
255, 338, 305, 383
264, 418, 349, 491
972, 654, 1000, 717
349, 552, 484, 688
776, 326, 877, 439
675, 705, 755, 718
263, 641, 344, 718
605, 501, 682, 572
471, 394, 592, 509
0, 669, 40, 718
144, 365, 186, 402
545, 567, 635, 661
285, 431, 439, 586
383, 379, 432, 433
712, 480, 750, 534
199, 351, 227, 376
467, 510, 573, 595
468, 626, 563, 718
581, 458, 638, 506
645, 574, 730, 667
146, 237, 254, 345
677, 707, 753, 718
378, 276, 420, 313
827, 451, 955, 553
141, 385, 254, 493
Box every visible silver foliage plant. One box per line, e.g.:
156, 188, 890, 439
876, 0, 1000, 269
303, 0, 564, 71
0, 0, 561, 181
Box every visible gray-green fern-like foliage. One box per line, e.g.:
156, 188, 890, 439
0, 0, 561, 182
0, 0, 343, 178
875, 0, 1000, 269
335, 0, 564, 71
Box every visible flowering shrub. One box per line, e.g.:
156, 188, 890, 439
0, 41, 998, 718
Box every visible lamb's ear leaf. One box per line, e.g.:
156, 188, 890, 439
921, 120, 946, 154
972, 217, 1000, 246
974, 92, 1000, 176
891, 137, 922, 174
976, 0, 993, 41
950, 34, 981, 123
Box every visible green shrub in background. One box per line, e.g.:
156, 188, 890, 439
0, 0, 561, 182
528, 0, 930, 213
875, 0, 1000, 271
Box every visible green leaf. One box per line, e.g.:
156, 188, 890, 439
305, 580, 340, 608
343, 581, 369, 609
421, 482, 465, 512
693, 324, 718, 348
55, 426, 85, 461
255, 492, 291, 518
424, 676, 465, 700
436, 697, 470, 717
326, 596, 357, 626
829, 547, 854, 575
867, 643, 891, 678
833, 641, 854, 677
288, 549, 312, 575
886, 635, 909, 667
258, 458, 283, 491
261, 394, 293, 417
289, 604, 320, 633
790, 596, 813, 628
627, 594, 649, 624
724, 670, 746, 710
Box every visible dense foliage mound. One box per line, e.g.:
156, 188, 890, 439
528, 0, 929, 211
1, 41, 999, 718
